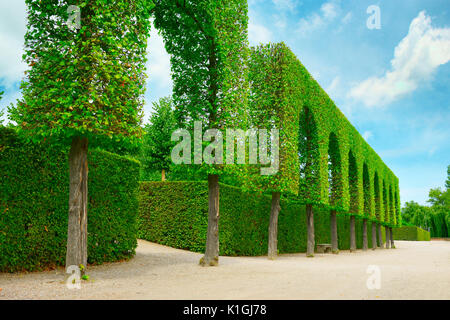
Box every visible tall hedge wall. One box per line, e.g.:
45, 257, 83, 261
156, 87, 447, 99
0, 128, 140, 272
138, 181, 387, 256
393, 226, 431, 241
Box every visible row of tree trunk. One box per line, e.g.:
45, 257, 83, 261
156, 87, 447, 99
200, 181, 396, 266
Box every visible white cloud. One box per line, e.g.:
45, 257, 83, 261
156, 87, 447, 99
272, 0, 296, 11
0, 1, 27, 88
349, 11, 450, 107
297, 0, 340, 36
249, 22, 272, 46
342, 12, 352, 24
362, 131, 373, 141
146, 24, 173, 89
326, 76, 340, 94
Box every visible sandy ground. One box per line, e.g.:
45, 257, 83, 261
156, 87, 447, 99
1, 240, 449, 300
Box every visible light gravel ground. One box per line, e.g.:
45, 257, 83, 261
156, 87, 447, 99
1, 240, 449, 300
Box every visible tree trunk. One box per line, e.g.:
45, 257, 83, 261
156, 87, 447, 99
330, 210, 338, 254
268, 192, 281, 260
200, 174, 220, 266
377, 223, 383, 248
161, 168, 166, 181
350, 216, 356, 252
390, 227, 395, 248
385, 226, 391, 249
363, 219, 368, 251
66, 136, 89, 274
306, 204, 314, 257
371, 222, 377, 250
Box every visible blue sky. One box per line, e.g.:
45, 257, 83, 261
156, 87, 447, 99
0, 0, 449, 206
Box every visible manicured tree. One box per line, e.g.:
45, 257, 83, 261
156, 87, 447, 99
141, 97, 177, 181
153, 0, 249, 266
11, 0, 153, 272
247, 43, 301, 259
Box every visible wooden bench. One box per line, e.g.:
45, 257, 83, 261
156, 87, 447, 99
316, 244, 332, 253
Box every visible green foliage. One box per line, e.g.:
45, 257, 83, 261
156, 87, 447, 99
140, 97, 177, 177
138, 181, 379, 255
247, 43, 301, 194
401, 166, 449, 238
10, 0, 154, 144
153, 0, 249, 174
0, 128, 140, 272
393, 226, 431, 241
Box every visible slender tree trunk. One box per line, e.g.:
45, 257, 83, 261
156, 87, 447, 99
268, 192, 281, 260
306, 204, 315, 257
350, 216, 356, 252
201, 174, 220, 266
66, 136, 89, 274
330, 210, 338, 254
372, 222, 377, 250
390, 228, 395, 248
377, 223, 383, 248
385, 226, 391, 249
363, 219, 368, 251
161, 169, 166, 181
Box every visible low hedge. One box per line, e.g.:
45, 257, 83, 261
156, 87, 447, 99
393, 226, 431, 241
138, 181, 387, 256
0, 128, 140, 272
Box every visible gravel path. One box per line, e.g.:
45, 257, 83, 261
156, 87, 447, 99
1, 240, 449, 300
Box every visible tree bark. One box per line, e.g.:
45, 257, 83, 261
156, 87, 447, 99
330, 210, 338, 254
350, 216, 356, 252
66, 136, 88, 274
385, 226, 391, 249
363, 219, 368, 251
377, 223, 383, 248
268, 192, 281, 260
306, 204, 315, 257
200, 174, 220, 266
161, 169, 166, 181
390, 227, 395, 248
371, 222, 377, 250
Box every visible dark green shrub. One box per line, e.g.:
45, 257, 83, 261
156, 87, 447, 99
393, 226, 430, 241
138, 181, 380, 255
0, 128, 140, 272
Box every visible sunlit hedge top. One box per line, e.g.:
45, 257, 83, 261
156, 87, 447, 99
10, 0, 154, 144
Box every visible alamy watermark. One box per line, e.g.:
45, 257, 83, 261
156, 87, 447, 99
171, 121, 279, 176
367, 5, 381, 30
366, 265, 381, 290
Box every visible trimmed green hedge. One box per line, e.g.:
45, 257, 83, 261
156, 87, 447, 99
0, 128, 140, 272
138, 181, 386, 255
393, 226, 431, 241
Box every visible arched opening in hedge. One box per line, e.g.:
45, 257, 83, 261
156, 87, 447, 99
389, 185, 394, 225
298, 105, 320, 256
348, 150, 358, 213
363, 163, 371, 216
374, 172, 381, 220
383, 180, 389, 224
298, 106, 320, 201
327, 132, 342, 206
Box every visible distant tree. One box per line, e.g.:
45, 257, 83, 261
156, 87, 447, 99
0, 91, 4, 120
444, 165, 449, 189
141, 97, 177, 181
